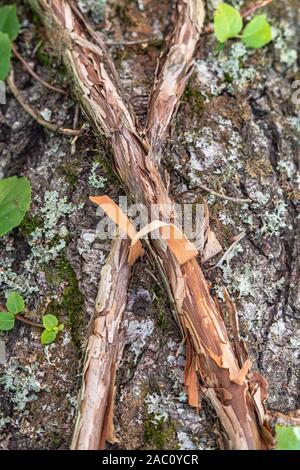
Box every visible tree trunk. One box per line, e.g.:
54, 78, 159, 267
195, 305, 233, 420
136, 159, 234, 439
31, 0, 275, 449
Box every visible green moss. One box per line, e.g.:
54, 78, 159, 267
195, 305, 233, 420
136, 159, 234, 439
224, 72, 233, 83
151, 283, 170, 331
19, 214, 43, 237
144, 416, 179, 450
36, 45, 52, 67
182, 81, 205, 117
45, 256, 84, 350
50, 433, 62, 448
58, 161, 80, 189
94, 154, 117, 182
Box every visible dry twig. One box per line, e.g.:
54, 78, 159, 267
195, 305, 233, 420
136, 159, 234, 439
12, 43, 66, 94
178, 183, 252, 203
7, 68, 81, 136
15, 314, 43, 329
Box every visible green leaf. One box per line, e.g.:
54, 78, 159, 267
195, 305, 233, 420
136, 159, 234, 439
0, 176, 32, 237
242, 15, 272, 48
276, 425, 300, 450
42, 314, 58, 331
214, 3, 243, 43
53, 323, 64, 332
0, 5, 20, 41
0, 32, 11, 81
0, 311, 15, 331
6, 291, 25, 314
41, 329, 57, 345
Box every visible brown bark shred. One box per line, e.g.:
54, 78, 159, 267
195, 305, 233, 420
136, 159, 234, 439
34, 0, 275, 449
146, 0, 205, 154
71, 238, 131, 450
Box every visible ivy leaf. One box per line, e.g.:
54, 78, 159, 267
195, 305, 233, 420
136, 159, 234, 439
0, 32, 11, 81
242, 15, 272, 48
0, 176, 32, 237
0, 312, 15, 331
0, 5, 20, 41
214, 3, 243, 43
42, 314, 58, 331
276, 425, 300, 450
6, 291, 25, 314
41, 329, 57, 345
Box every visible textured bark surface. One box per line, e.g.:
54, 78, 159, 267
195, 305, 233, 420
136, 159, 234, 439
71, 238, 130, 449
0, 0, 298, 451
32, 0, 275, 449
146, 0, 205, 152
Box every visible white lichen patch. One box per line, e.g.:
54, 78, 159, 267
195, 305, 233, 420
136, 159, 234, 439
145, 392, 173, 424
0, 236, 39, 297
0, 414, 11, 433
26, 190, 76, 264
0, 186, 80, 302
273, 25, 298, 68
287, 116, 300, 134
0, 360, 43, 411
125, 318, 154, 362
196, 42, 256, 97
177, 431, 197, 450
186, 114, 245, 191
223, 262, 259, 298
78, 0, 106, 21
88, 162, 107, 190
258, 200, 288, 237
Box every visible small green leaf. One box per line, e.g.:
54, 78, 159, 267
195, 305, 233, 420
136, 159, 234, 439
242, 15, 272, 48
41, 329, 57, 345
6, 291, 25, 314
42, 314, 58, 331
0, 311, 15, 331
53, 323, 64, 332
0, 5, 20, 41
0, 176, 32, 237
0, 32, 11, 81
214, 3, 243, 43
276, 425, 300, 450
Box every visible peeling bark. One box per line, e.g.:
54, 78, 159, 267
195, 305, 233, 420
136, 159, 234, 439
32, 0, 275, 449
146, 0, 205, 154
71, 238, 131, 450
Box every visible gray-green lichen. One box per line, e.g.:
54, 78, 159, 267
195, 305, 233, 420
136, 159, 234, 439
0, 188, 78, 302
258, 200, 288, 238
273, 24, 298, 68
195, 42, 256, 97
0, 360, 43, 411
88, 162, 107, 190
78, 0, 106, 21
145, 392, 173, 424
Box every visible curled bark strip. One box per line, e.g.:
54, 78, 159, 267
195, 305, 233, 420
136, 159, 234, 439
145, 0, 205, 152
34, 0, 274, 449
71, 238, 131, 450
129, 220, 199, 266
89, 195, 145, 265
